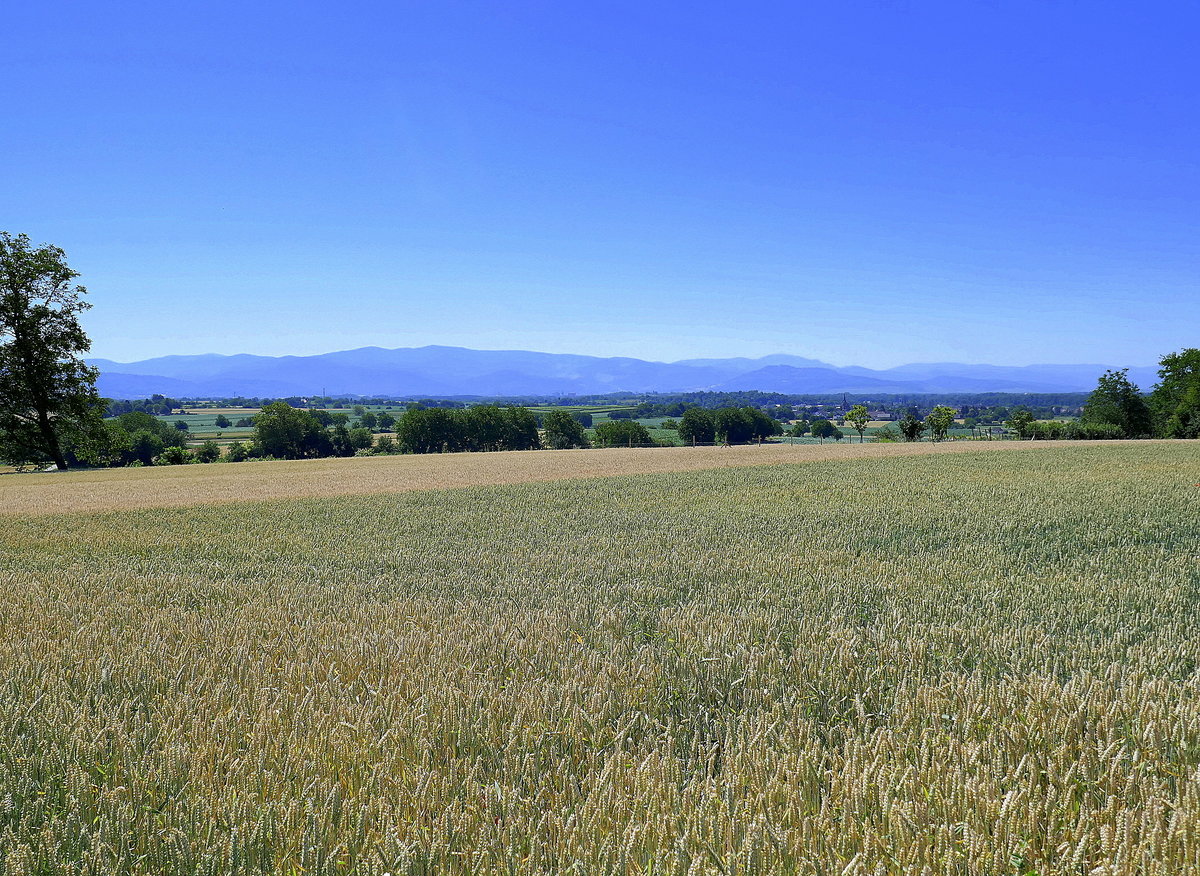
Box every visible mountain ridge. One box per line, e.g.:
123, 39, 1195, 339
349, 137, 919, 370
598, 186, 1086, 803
87, 345, 1159, 399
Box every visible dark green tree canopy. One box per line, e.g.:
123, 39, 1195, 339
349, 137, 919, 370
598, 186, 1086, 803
0, 233, 104, 470
1081, 368, 1153, 438
593, 419, 652, 447
543, 409, 589, 449
810, 418, 837, 441
714, 407, 780, 444
678, 407, 715, 444
253, 402, 331, 459
1005, 408, 1034, 439
393, 405, 541, 454
1150, 349, 1200, 438
897, 412, 926, 442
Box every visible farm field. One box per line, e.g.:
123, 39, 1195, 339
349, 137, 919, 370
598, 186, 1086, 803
3, 439, 1093, 516
2, 443, 1199, 874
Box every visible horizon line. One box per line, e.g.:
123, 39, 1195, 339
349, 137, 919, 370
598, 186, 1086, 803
85, 343, 1160, 371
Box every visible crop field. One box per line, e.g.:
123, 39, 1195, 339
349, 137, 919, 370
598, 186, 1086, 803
146, 410, 257, 442
1, 443, 1198, 874
3, 440, 1072, 517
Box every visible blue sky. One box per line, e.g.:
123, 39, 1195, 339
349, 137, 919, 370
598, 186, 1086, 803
4, 1, 1196, 367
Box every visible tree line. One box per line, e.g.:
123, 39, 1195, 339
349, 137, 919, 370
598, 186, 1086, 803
1001, 365, 1199, 440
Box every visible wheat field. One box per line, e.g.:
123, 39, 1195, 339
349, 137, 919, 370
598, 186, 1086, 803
1, 443, 1199, 874
0, 439, 1137, 517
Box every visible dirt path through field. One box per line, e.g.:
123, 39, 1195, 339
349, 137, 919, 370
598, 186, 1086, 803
0, 440, 1143, 516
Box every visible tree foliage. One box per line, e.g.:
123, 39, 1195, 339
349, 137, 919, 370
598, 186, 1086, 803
897, 413, 926, 442
393, 405, 542, 454
225, 440, 251, 462
845, 404, 870, 442
254, 402, 332, 459
194, 440, 222, 463
543, 410, 590, 449
1081, 369, 1152, 438
1150, 348, 1200, 438
925, 406, 958, 442
678, 407, 715, 444
1005, 408, 1034, 439
714, 407, 781, 444
593, 419, 652, 447
0, 233, 105, 470
810, 419, 838, 441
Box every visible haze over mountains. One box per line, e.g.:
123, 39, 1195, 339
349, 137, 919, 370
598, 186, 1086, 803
87, 346, 1158, 399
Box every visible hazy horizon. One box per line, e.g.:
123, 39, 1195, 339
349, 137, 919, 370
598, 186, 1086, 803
87, 342, 1162, 371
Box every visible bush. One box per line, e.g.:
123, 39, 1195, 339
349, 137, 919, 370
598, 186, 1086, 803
678, 408, 716, 444
544, 410, 590, 450
1063, 421, 1124, 440
1027, 421, 1123, 440
225, 441, 250, 462
127, 430, 165, 466
155, 446, 192, 465
194, 440, 222, 463
1028, 421, 1066, 440
593, 420, 652, 447
348, 427, 374, 451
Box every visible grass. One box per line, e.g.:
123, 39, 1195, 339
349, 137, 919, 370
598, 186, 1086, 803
1, 443, 1198, 874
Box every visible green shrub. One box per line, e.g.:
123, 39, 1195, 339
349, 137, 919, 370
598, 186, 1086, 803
155, 446, 192, 465
194, 440, 222, 463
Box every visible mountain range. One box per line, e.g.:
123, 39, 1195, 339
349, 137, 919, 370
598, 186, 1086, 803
86, 346, 1159, 399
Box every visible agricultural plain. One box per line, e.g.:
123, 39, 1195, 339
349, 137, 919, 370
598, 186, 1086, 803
1, 444, 1199, 874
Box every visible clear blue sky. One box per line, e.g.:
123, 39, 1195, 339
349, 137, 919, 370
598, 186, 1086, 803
4, 1, 1196, 367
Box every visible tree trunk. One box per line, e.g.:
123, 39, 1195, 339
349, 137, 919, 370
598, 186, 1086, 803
37, 410, 67, 470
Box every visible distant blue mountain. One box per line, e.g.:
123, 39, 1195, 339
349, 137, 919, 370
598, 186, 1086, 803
86, 345, 1158, 399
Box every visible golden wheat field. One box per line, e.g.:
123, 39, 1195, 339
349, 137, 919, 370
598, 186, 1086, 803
1, 443, 1199, 875
0, 439, 1123, 516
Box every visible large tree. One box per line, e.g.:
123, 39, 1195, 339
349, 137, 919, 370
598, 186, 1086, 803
543, 409, 589, 449
1005, 408, 1034, 439
253, 402, 331, 459
897, 412, 926, 442
394, 406, 460, 454
1081, 368, 1153, 438
845, 404, 870, 443
810, 418, 837, 442
1149, 348, 1200, 438
677, 407, 715, 444
924, 405, 958, 442
0, 233, 104, 470
501, 406, 542, 451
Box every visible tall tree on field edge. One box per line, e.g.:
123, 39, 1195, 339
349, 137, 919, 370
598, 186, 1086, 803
0, 233, 105, 470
